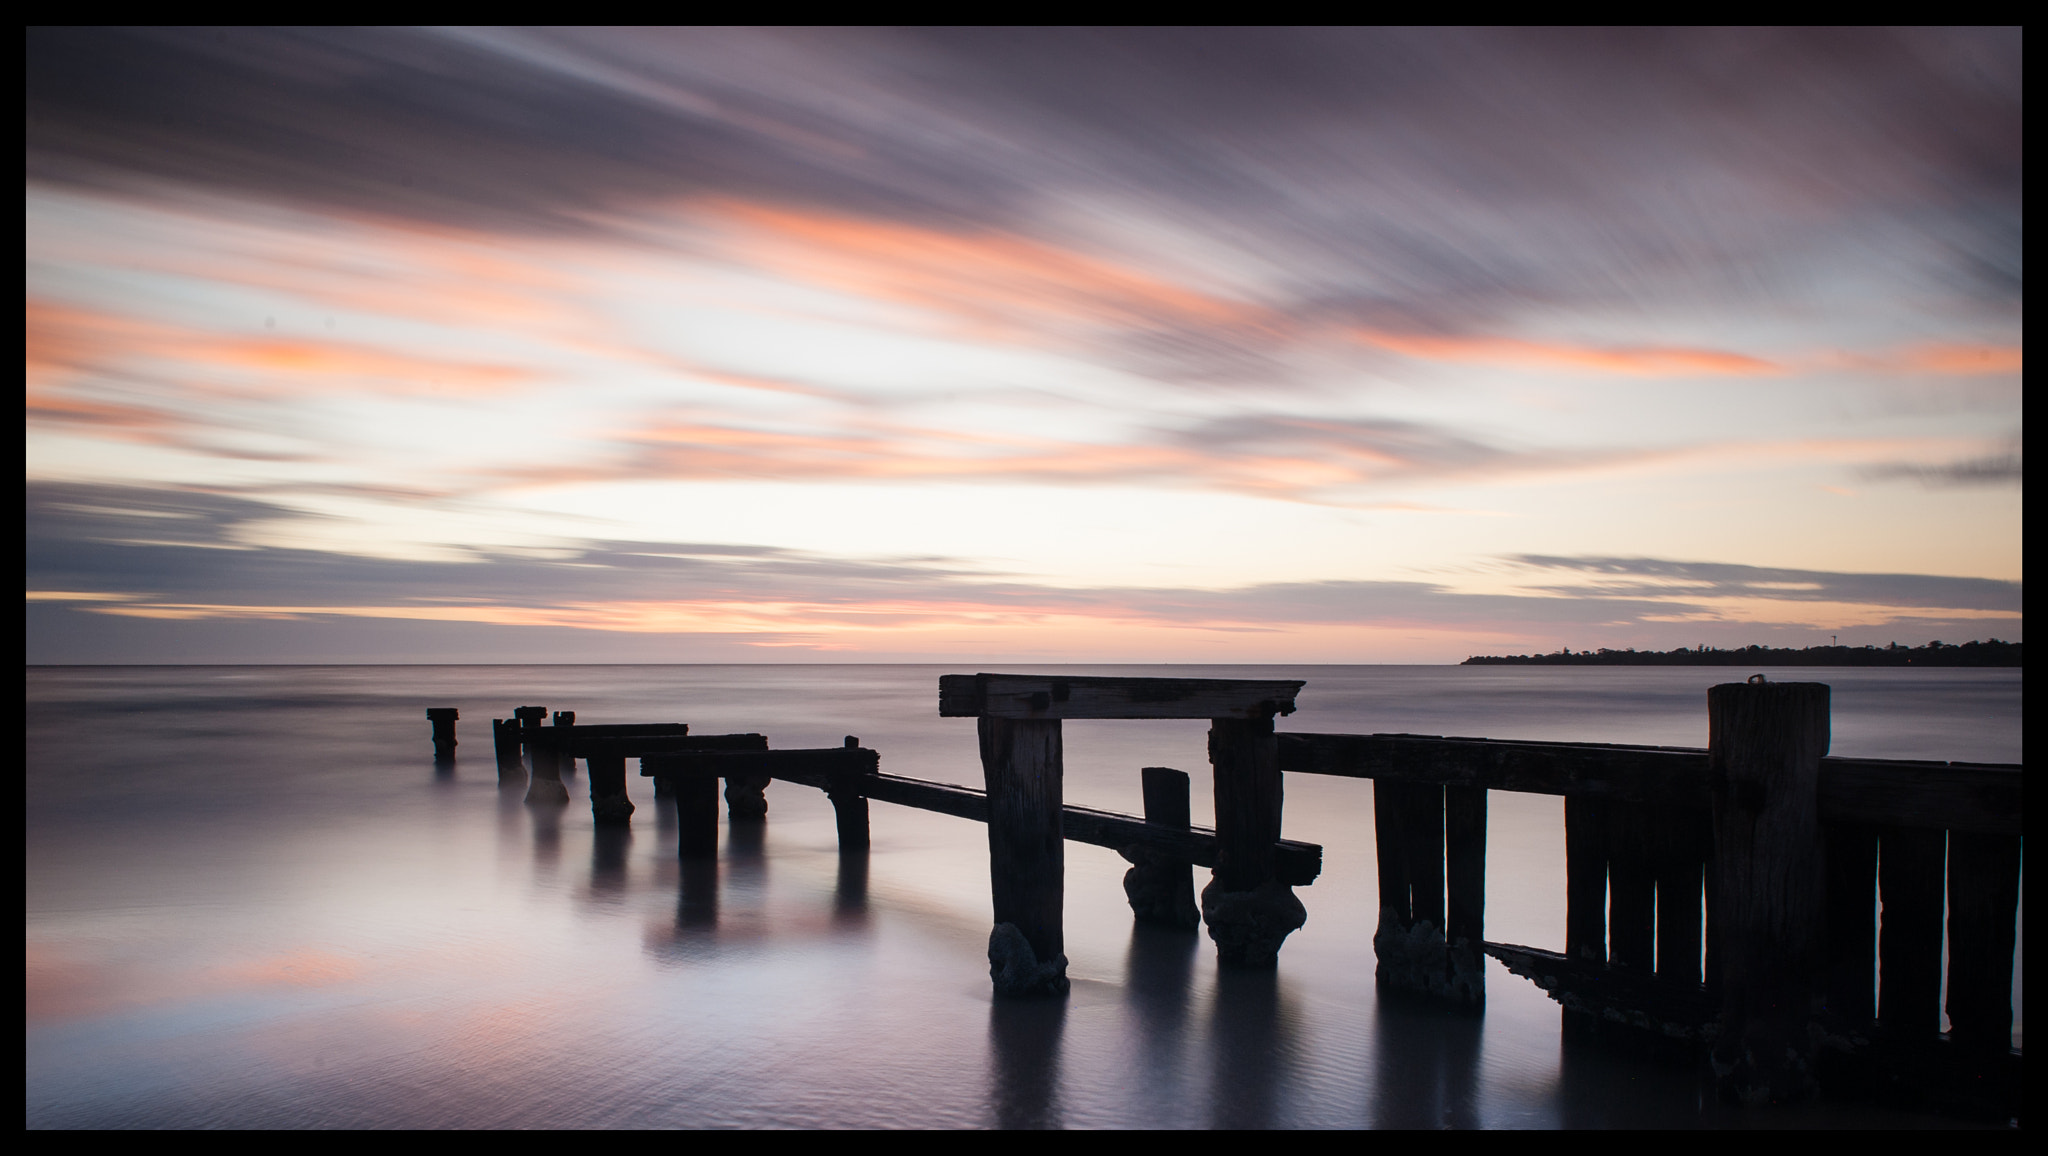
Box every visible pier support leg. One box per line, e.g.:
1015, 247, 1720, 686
426, 707, 458, 762
1120, 767, 1200, 930
519, 707, 569, 806
675, 770, 720, 860
724, 772, 771, 822
980, 717, 1068, 996
589, 753, 635, 824
492, 719, 525, 783
1877, 826, 1946, 1041
1708, 679, 1828, 1105
1444, 784, 1487, 1004
1202, 716, 1304, 968
1945, 831, 2021, 1054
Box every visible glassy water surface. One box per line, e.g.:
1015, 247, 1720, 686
25, 665, 2020, 1128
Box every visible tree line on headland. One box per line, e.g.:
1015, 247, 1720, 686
1461, 639, 2021, 666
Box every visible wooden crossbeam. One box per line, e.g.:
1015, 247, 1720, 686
1275, 732, 2019, 834
939, 672, 1302, 719
641, 746, 1323, 884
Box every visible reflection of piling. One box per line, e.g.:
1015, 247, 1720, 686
426, 707, 458, 761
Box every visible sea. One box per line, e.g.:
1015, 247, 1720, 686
25, 664, 2021, 1128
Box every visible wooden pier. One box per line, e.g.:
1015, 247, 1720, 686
426, 672, 2021, 1116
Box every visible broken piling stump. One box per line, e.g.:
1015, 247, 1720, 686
425, 707, 457, 762
1119, 767, 1199, 930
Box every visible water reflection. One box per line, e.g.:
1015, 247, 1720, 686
1208, 967, 1297, 1129
834, 850, 870, 930
1370, 991, 1483, 1128
676, 858, 719, 932
1123, 922, 1199, 1112
987, 996, 1068, 1129
589, 824, 631, 899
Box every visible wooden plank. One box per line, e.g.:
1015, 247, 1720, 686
939, 672, 1301, 720
547, 722, 691, 738
1275, 733, 2019, 834
1373, 779, 1412, 929
1444, 785, 1486, 949
1944, 831, 2021, 1053
1653, 804, 1706, 988
1822, 821, 1877, 1023
1818, 759, 2020, 836
1565, 795, 1608, 964
570, 732, 766, 758
1708, 680, 1829, 1104
1877, 826, 1946, 1040
638, 742, 855, 776
1607, 799, 1656, 973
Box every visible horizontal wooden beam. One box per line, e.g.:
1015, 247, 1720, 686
641, 745, 875, 778
1276, 733, 2019, 834
561, 732, 767, 758
544, 722, 691, 737
654, 749, 1322, 884
939, 673, 1302, 719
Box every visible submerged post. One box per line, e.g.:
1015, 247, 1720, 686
588, 752, 634, 824
1120, 767, 1200, 929
426, 707, 458, 761
980, 716, 1068, 996
1204, 715, 1304, 967
518, 706, 569, 806
826, 735, 870, 852
1707, 678, 1828, 1105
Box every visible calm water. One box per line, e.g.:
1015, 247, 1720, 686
26, 665, 2020, 1128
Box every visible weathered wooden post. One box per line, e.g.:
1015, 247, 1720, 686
552, 712, 576, 776
1608, 799, 1656, 972
1205, 714, 1305, 968
1564, 795, 1608, 965
645, 754, 720, 859
587, 746, 635, 824
1120, 767, 1200, 929
492, 719, 524, 781
980, 715, 1069, 996
1655, 805, 1708, 988
1443, 784, 1487, 1003
426, 707, 458, 761
825, 735, 870, 852
1822, 821, 1877, 1022
725, 772, 771, 821
1707, 678, 1828, 1105
518, 706, 569, 806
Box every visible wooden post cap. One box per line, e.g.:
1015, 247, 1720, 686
425, 707, 457, 720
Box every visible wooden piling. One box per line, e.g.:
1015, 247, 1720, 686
1120, 767, 1200, 929
552, 712, 575, 775
665, 763, 720, 860
979, 716, 1068, 995
426, 707, 458, 761
518, 706, 568, 806
492, 719, 524, 781
1821, 821, 1877, 1022
724, 772, 771, 821
1204, 715, 1305, 968
1564, 796, 1608, 964
1944, 830, 2020, 1053
1444, 784, 1487, 1003
1876, 826, 1946, 1041
826, 735, 871, 852
588, 752, 634, 823
1707, 679, 1829, 1105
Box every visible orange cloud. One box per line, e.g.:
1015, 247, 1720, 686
698, 199, 1270, 343
1354, 329, 1780, 376
1884, 343, 2022, 375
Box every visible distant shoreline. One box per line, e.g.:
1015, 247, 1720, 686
1462, 639, 2020, 667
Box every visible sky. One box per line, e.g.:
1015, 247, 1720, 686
25, 27, 2022, 663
